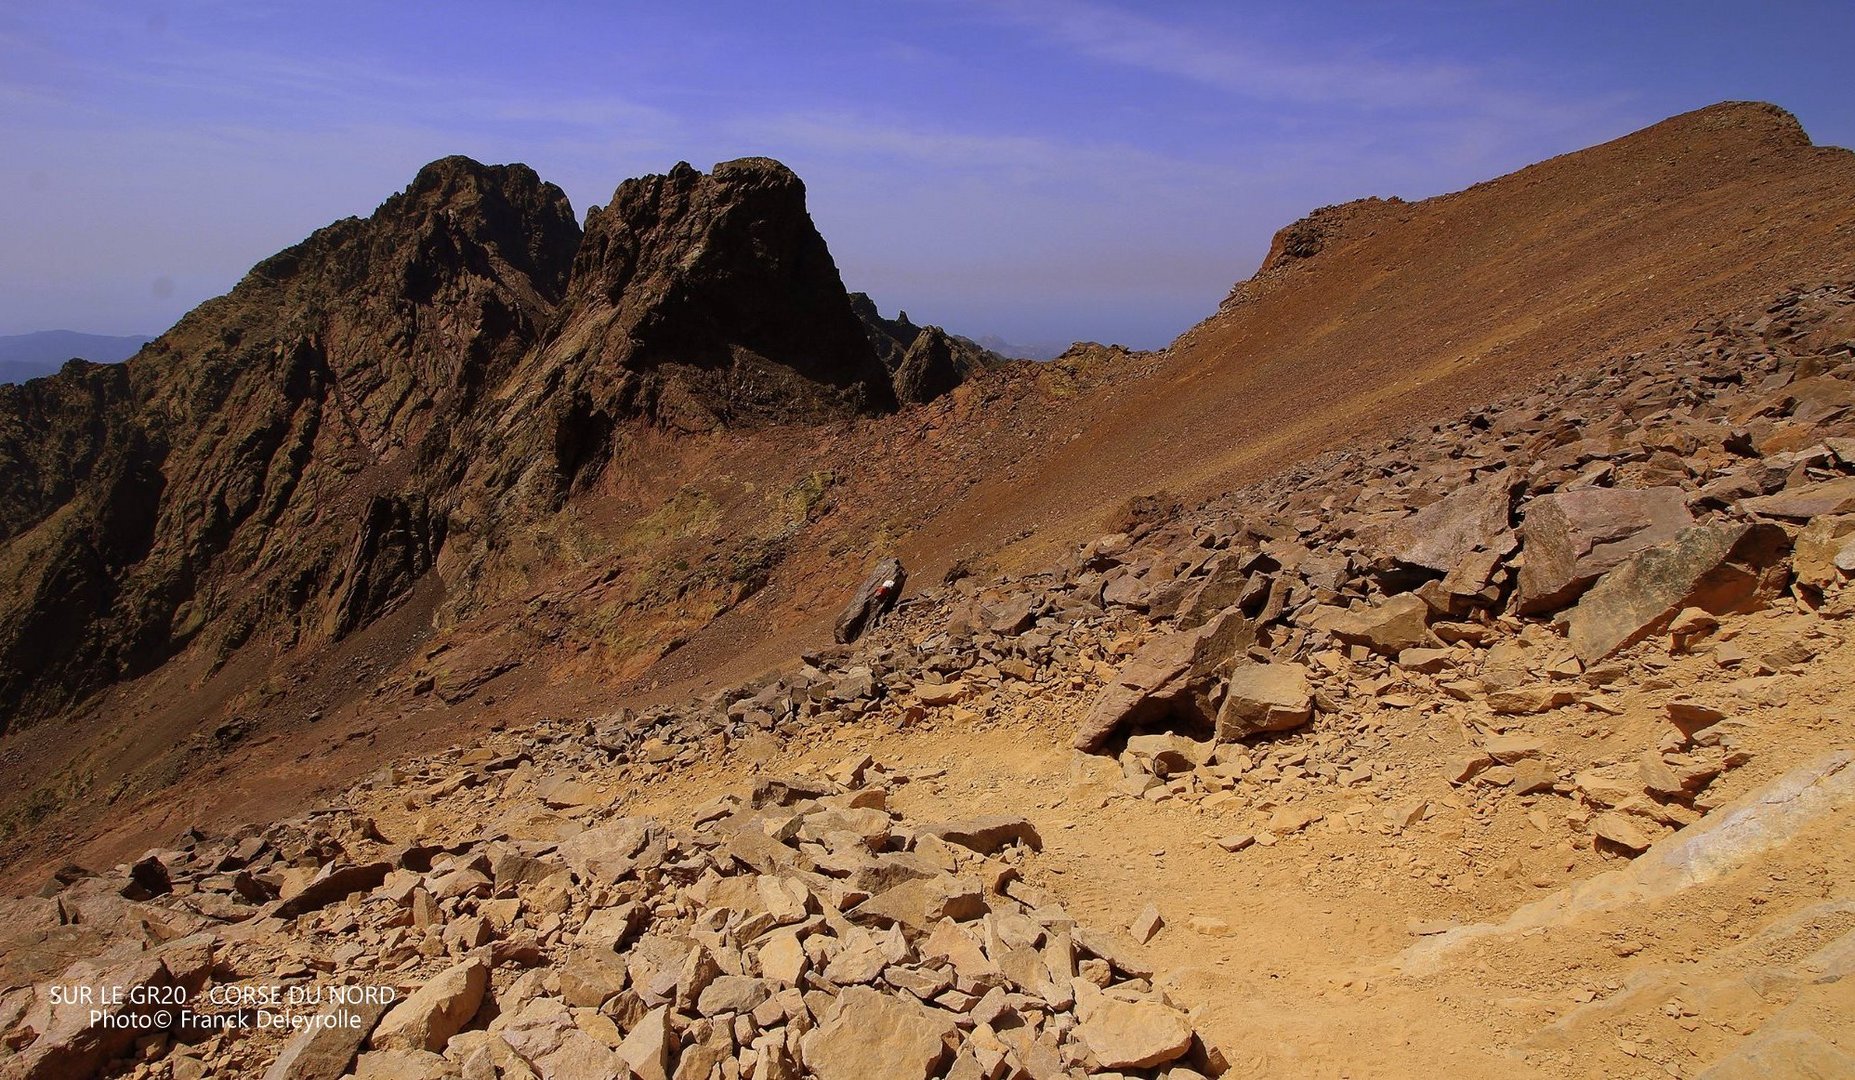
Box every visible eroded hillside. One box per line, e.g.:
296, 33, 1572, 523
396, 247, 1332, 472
2, 107, 1855, 1076
5, 277, 1854, 1078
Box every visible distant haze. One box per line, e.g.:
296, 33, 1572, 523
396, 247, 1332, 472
973, 335, 1069, 362
3, 3, 1851, 348
0, 331, 152, 384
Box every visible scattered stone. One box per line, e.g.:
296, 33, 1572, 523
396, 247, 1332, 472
263, 1000, 391, 1080
1486, 686, 1578, 715
1328, 594, 1435, 655
369, 957, 489, 1053
1511, 759, 1556, 796
1740, 476, 1855, 521
1071, 634, 1195, 751
917, 681, 969, 706
1664, 696, 1723, 727
617, 1004, 675, 1080
1216, 661, 1313, 739
272, 861, 393, 919
1129, 904, 1164, 944
801, 986, 958, 1080
916, 816, 1043, 854
1591, 812, 1658, 855
1482, 734, 1545, 762
1382, 477, 1517, 577
1074, 996, 1196, 1069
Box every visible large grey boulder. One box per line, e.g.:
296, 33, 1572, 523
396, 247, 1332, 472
1561, 523, 1790, 661
1515, 486, 1692, 614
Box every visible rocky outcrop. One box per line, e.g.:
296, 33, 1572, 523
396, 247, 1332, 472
850, 292, 999, 405
1515, 487, 1694, 614
892, 327, 976, 405
324, 495, 447, 639
531, 158, 895, 437
0, 360, 136, 544
848, 292, 921, 374
0, 157, 581, 731
0, 155, 971, 735
833, 558, 906, 644
1561, 523, 1792, 661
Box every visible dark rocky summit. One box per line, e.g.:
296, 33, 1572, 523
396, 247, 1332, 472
0, 157, 581, 729
0, 156, 983, 733
535, 158, 895, 433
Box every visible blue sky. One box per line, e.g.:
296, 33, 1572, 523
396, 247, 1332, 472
3, 2, 1851, 348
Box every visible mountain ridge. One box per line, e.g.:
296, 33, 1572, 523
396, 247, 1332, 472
3, 100, 1854, 889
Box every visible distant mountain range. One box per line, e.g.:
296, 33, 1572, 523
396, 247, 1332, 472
0, 330, 152, 384
972, 334, 1068, 361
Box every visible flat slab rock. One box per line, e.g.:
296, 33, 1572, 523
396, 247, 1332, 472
1326, 593, 1434, 655
368, 957, 488, 1054
1515, 485, 1692, 615
1215, 661, 1312, 739
1740, 475, 1855, 521
800, 986, 958, 1080
914, 816, 1043, 855
1071, 610, 1253, 751
263, 1000, 390, 1080
1074, 995, 1196, 1070
1562, 523, 1790, 661
1381, 476, 1518, 574
1071, 634, 1195, 751
270, 860, 392, 919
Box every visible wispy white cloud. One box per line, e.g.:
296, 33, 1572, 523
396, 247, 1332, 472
739, 109, 1210, 192
489, 97, 679, 132
981, 0, 1479, 108
977, 0, 1636, 135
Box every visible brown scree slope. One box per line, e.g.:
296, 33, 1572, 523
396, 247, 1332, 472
638, 100, 1855, 700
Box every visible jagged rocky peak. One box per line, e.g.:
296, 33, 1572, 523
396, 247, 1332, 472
386, 155, 582, 305
0, 156, 584, 730
0, 149, 1015, 731
892, 326, 982, 405
535, 157, 895, 432
244, 156, 580, 308
850, 292, 1002, 406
